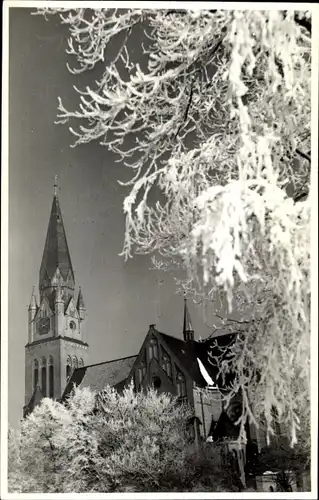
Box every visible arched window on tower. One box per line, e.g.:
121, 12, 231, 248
66, 355, 72, 380
33, 360, 39, 390
148, 337, 159, 361
48, 356, 54, 398
72, 356, 78, 370
40, 357, 47, 397
79, 358, 84, 368
176, 369, 187, 398
161, 349, 172, 379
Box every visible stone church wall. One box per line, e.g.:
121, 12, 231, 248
193, 388, 223, 439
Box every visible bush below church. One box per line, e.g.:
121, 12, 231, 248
8, 386, 234, 493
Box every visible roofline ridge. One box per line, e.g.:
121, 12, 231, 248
79, 354, 138, 370
159, 331, 199, 343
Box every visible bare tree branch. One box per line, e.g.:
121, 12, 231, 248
293, 13, 312, 34
295, 148, 311, 163
175, 84, 194, 138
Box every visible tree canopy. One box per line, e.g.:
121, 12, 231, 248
35, 8, 313, 447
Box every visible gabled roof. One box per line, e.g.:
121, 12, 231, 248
77, 287, 85, 310
34, 295, 53, 321
64, 296, 80, 318
157, 331, 205, 386
155, 328, 236, 388
62, 355, 137, 400
64, 295, 73, 314
39, 193, 74, 291
23, 385, 44, 418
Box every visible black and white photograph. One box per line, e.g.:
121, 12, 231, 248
1, 2, 318, 497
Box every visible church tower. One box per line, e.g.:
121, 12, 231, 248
24, 178, 89, 413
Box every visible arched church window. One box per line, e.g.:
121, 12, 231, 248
33, 360, 39, 390
66, 355, 72, 380
176, 370, 187, 398
40, 357, 47, 397
161, 349, 172, 378
79, 358, 84, 368
148, 337, 159, 361
137, 363, 146, 384
152, 376, 162, 389
72, 356, 78, 369
226, 399, 242, 424
48, 356, 54, 399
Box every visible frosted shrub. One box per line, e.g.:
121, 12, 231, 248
9, 386, 231, 492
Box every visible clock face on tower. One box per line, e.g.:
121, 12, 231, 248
38, 316, 50, 335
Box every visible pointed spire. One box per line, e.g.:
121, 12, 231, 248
39, 183, 74, 295
77, 286, 85, 309
28, 286, 37, 310
77, 287, 85, 320
54, 174, 58, 197
183, 296, 194, 342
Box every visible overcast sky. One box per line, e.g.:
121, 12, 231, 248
8, 7, 225, 429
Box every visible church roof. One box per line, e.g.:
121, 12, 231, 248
62, 355, 137, 399
23, 385, 44, 418
39, 192, 74, 290
60, 324, 238, 407
155, 328, 236, 388
158, 331, 205, 386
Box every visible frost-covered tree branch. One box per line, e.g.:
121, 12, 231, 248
35, 8, 312, 447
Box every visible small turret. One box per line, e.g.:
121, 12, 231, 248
55, 285, 64, 336
28, 286, 37, 313
183, 297, 194, 342
77, 286, 85, 321
28, 286, 37, 343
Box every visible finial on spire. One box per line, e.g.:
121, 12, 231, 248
54, 175, 58, 197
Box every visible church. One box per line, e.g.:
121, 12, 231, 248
24, 180, 272, 487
